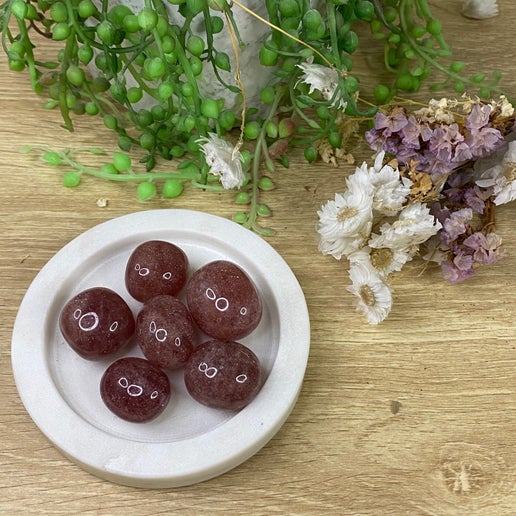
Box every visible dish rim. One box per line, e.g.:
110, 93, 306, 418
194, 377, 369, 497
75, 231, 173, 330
11, 209, 310, 488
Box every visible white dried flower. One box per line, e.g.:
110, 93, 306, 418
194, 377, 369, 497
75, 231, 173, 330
317, 189, 374, 241
476, 140, 516, 205
318, 233, 366, 260
369, 202, 442, 254
414, 98, 456, 124
462, 0, 499, 19
346, 160, 375, 196
197, 133, 245, 189
430, 98, 449, 110
368, 151, 412, 215
346, 262, 393, 324
297, 62, 347, 109
490, 95, 515, 117
316, 153, 443, 325
317, 188, 374, 259
349, 246, 412, 277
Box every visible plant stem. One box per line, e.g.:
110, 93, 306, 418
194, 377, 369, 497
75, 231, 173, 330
243, 89, 283, 236
58, 30, 76, 131
398, 0, 503, 95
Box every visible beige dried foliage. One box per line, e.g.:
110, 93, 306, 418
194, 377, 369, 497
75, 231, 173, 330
402, 161, 436, 202
314, 113, 360, 167
315, 138, 355, 167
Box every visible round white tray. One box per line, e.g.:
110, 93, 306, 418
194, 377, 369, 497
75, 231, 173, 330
11, 209, 310, 488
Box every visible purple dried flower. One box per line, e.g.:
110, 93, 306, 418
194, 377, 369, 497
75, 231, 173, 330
442, 171, 469, 203
383, 134, 405, 156
364, 128, 386, 151
466, 126, 504, 158
440, 170, 491, 214
428, 126, 454, 163
430, 202, 450, 225
463, 186, 487, 213
424, 155, 455, 177
441, 256, 475, 283
375, 110, 409, 136
400, 115, 423, 148
429, 124, 472, 163
462, 104, 504, 157
366, 101, 505, 185
465, 104, 492, 131
442, 208, 473, 243
454, 251, 475, 271
365, 109, 410, 153
453, 141, 474, 162
463, 231, 504, 264
394, 144, 421, 164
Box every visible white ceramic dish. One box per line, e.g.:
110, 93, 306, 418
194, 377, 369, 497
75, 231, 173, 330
11, 209, 310, 488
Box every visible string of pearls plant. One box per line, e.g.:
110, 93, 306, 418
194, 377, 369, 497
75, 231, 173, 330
0, 0, 506, 235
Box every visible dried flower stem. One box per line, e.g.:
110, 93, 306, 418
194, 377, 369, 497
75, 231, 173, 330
222, 9, 246, 158
482, 199, 496, 233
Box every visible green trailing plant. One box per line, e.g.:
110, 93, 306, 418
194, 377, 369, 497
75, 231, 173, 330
0, 0, 507, 234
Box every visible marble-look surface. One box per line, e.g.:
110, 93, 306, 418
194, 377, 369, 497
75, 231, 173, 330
98, 0, 274, 111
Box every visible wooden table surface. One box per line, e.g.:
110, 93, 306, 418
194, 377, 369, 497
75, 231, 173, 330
3, 1, 516, 514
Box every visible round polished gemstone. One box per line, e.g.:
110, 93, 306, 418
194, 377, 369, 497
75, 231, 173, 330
59, 287, 135, 359
184, 339, 262, 410
100, 357, 171, 423
136, 295, 196, 370
125, 240, 188, 302
186, 260, 262, 341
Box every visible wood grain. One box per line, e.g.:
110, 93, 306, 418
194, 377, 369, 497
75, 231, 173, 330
2, 1, 516, 514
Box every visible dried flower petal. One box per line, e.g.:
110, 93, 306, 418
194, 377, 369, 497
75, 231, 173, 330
346, 262, 393, 324
369, 202, 442, 254
367, 151, 412, 215
463, 231, 505, 264
197, 133, 245, 189
441, 259, 475, 283
476, 140, 516, 204
442, 208, 473, 242
297, 62, 347, 109
462, 0, 499, 20
349, 246, 412, 277
317, 189, 373, 259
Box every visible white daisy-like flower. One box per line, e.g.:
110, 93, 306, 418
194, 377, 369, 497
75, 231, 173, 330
346, 262, 393, 324
367, 151, 412, 215
349, 246, 412, 277
197, 133, 245, 189
297, 62, 347, 109
318, 233, 365, 260
369, 202, 442, 253
462, 0, 499, 19
317, 188, 374, 243
317, 161, 377, 259
346, 160, 375, 195
476, 140, 516, 205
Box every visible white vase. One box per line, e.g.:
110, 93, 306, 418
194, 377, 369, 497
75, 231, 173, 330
98, 0, 273, 111
169, 0, 272, 111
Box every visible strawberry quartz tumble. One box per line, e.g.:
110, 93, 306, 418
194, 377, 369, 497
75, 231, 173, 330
125, 240, 188, 302
136, 295, 196, 370
186, 260, 262, 341
100, 357, 171, 423
59, 287, 135, 359
184, 339, 262, 410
